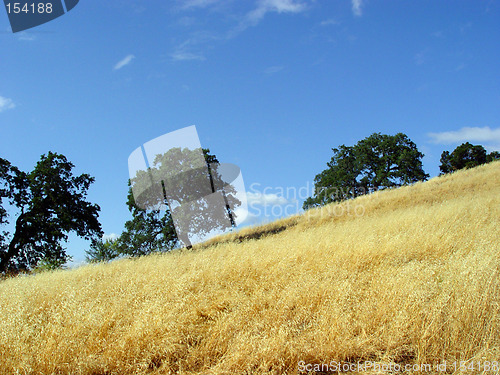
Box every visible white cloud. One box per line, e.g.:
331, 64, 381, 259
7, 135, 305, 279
244, 0, 307, 28
170, 32, 217, 62
236, 210, 263, 226
320, 18, 339, 26
428, 127, 500, 144
0, 96, 15, 113
171, 50, 206, 61
178, 0, 220, 9
246, 192, 289, 206
102, 233, 119, 241
352, 0, 363, 16
174, 1, 307, 58
264, 65, 284, 74
428, 126, 500, 152
113, 54, 135, 70
18, 32, 35, 41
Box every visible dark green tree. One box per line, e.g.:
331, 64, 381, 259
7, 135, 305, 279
439, 151, 453, 175
439, 142, 493, 174
0, 152, 103, 274
85, 237, 120, 263
304, 133, 428, 209
487, 151, 500, 163
356, 133, 428, 190
0, 159, 21, 259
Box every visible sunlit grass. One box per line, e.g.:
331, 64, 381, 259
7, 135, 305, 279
0, 161, 499, 374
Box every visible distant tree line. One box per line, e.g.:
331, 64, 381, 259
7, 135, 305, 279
303, 134, 499, 210
303, 133, 429, 209
439, 142, 499, 174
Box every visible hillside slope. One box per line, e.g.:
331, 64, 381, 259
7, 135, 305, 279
1, 162, 499, 374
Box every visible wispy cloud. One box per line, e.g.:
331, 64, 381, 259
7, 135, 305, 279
113, 54, 135, 70
178, 0, 221, 9
320, 18, 339, 26
246, 192, 289, 206
234, 207, 261, 226
18, 32, 36, 41
0, 96, 15, 113
173, 0, 307, 60
238, 0, 307, 32
171, 50, 206, 61
264, 65, 284, 74
428, 126, 500, 151
170, 32, 218, 62
352, 0, 363, 16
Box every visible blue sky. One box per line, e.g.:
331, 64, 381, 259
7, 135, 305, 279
1, 0, 499, 264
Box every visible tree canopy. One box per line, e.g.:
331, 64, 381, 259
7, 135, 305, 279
439, 142, 499, 174
303, 133, 429, 209
0, 152, 102, 274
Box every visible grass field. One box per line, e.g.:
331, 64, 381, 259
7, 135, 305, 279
0, 162, 499, 374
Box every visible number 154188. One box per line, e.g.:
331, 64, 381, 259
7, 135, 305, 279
6, 2, 53, 14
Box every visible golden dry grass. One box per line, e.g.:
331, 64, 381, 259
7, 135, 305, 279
0, 162, 499, 375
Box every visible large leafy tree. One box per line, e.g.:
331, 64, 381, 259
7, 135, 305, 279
439, 142, 499, 174
87, 148, 238, 261
0, 152, 102, 274
304, 133, 429, 209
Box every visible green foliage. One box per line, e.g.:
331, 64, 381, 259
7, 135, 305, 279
304, 133, 428, 209
32, 255, 73, 273
439, 143, 497, 174
486, 151, 500, 163
85, 238, 120, 263
0, 159, 19, 253
0, 152, 103, 274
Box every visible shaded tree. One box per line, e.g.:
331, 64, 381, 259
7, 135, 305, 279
355, 133, 428, 190
85, 238, 120, 263
487, 151, 500, 163
0, 152, 102, 274
439, 142, 496, 174
304, 133, 428, 209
